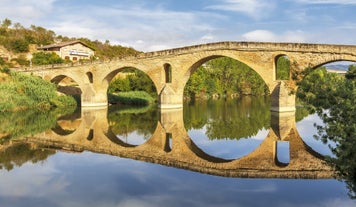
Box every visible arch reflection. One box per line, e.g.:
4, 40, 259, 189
5, 107, 333, 179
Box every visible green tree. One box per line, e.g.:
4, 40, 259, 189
345, 65, 356, 80
276, 55, 290, 80
297, 66, 356, 198
1, 18, 11, 29
184, 57, 269, 98
31, 52, 64, 65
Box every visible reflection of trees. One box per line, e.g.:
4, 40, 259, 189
0, 143, 55, 171
0, 108, 75, 142
184, 96, 270, 140
108, 105, 158, 140
297, 67, 356, 198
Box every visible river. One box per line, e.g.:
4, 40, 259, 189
0, 96, 355, 207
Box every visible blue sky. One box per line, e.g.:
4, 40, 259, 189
0, 0, 356, 51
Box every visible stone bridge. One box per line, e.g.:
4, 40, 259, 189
21, 41, 356, 111
11, 108, 333, 179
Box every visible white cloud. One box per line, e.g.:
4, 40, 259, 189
241, 29, 307, 43
206, 0, 276, 20
45, 3, 221, 51
295, 0, 356, 4
0, 0, 55, 25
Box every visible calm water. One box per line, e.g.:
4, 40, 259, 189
0, 97, 355, 207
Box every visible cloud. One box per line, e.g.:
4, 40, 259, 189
241, 29, 307, 43
46, 3, 221, 51
206, 0, 276, 20
0, 0, 55, 25
295, 0, 356, 4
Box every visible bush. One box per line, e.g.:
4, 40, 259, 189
0, 70, 77, 112
108, 91, 155, 105
31, 52, 64, 65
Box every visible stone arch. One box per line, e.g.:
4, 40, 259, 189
103, 66, 159, 105
103, 66, 159, 93
50, 74, 83, 105
182, 54, 270, 97
164, 63, 172, 83
311, 59, 356, 70
86, 72, 93, 83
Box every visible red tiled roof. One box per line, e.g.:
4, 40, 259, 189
38, 40, 93, 50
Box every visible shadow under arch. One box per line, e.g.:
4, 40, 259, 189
51, 109, 82, 136
50, 74, 82, 105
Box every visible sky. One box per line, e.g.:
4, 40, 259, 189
0, 0, 356, 52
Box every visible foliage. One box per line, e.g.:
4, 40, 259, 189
0, 143, 55, 171
276, 56, 290, 80
345, 65, 356, 80
0, 18, 140, 61
184, 96, 271, 140
184, 57, 269, 99
108, 105, 158, 140
11, 55, 30, 66
0, 70, 77, 112
108, 91, 155, 106
109, 68, 157, 98
78, 38, 141, 59
31, 52, 64, 65
297, 66, 356, 198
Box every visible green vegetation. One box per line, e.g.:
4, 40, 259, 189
276, 55, 290, 80
108, 91, 155, 106
184, 57, 269, 99
184, 96, 270, 140
0, 69, 77, 112
297, 65, 356, 198
0, 143, 55, 171
0, 18, 140, 67
108, 105, 158, 140
31, 52, 64, 65
108, 68, 158, 105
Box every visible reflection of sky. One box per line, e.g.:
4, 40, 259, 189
0, 151, 354, 207
296, 113, 335, 157
188, 126, 269, 160
116, 131, 150, 145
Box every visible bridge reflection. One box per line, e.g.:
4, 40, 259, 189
16, 107, 333, 179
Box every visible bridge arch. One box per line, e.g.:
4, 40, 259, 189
182, 55, 270, 98
49, 74, 83, 104
103, 66, 159, 105
274, 54, 290, 80
164, 63, 172, 83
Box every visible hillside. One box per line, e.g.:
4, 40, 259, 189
0, 18, 141, 67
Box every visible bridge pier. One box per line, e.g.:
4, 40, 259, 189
159, 84, 183, 109
81, 84, 108, 108
270, 81, 296, 112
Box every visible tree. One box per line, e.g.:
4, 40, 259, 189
31, 52, 64, 65
1, 18, 11, 29
297, 66, 356, 198
345, 65, 356, 80
276, 55, 290, 80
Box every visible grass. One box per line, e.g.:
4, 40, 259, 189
108, 91, 156, 106
0, 69, 77, 112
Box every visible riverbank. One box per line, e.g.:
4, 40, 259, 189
0, 69, 77, 112
108, 91, 156, 106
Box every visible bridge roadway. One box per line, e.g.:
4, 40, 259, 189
19, 41, 356, 112
9, 108, 333, 179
